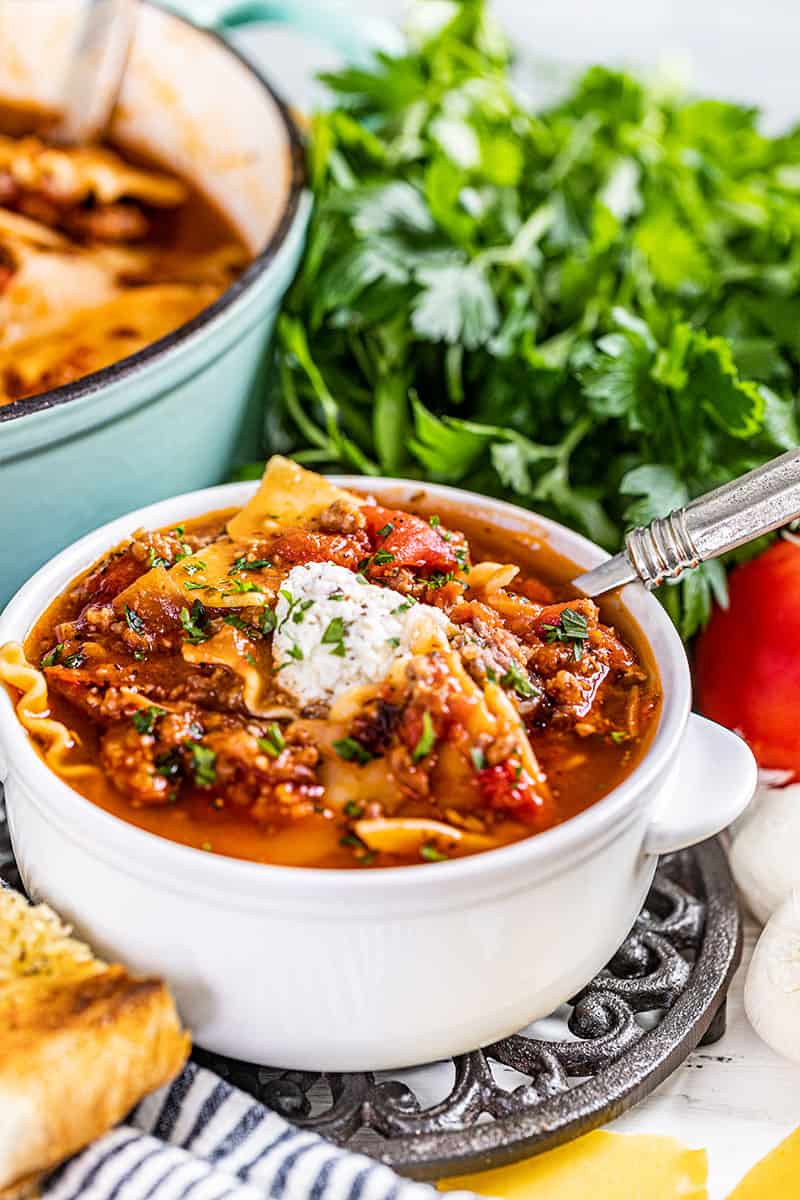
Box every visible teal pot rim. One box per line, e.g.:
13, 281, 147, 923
0, 0, 307, 429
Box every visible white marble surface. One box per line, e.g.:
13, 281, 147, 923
222, 6, 800, 1194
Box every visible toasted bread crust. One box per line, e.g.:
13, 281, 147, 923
0, 890, 190, 1193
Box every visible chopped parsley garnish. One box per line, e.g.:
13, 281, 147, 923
292, 598, 314, 623
610, 730, 629, 744
171, 526, 185, 537
455, 547, 468, 571
392, 598, 416, 613
541, 608, 590, 660
429, 515, 441, 528
377, 522, 394, 537
183, 580, 207, 591
183, 561, 206, 576
131, 705, 166, 736
372, 549, 395, 565
426, 571, 455, 589
470, 747, 486, 771
229, 556, 272, 574
155, 749, 181, 780
133, 650, 146, 662
287, 643, 304, 660
187, 741, 217, 788
148, 548, 170, 569
224, 576, 263, 596
355, 573, 368, 584
321, 616, 347, 656
180, 600, 209, 644
261, 607, 277, 634
486, 666, 498, 683
339, 833, 364, 849
223, 613, 263, 639
329, 591, 345, 600
386, 636, 401, 647
246, 653, 257, 667
41, 644, 63, 668
344, 800, 364, 818
420, 842, 448, 862
124, 605, 145, 635
412, 710, 436, 761
278, 589, 311, 630
333, 737, 373, 765
500, 660, 539, 699
62, 651, 86, 670
258, 723, 286, 758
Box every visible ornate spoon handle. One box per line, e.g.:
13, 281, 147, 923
573, 448, 800, 597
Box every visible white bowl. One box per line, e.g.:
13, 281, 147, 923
0, 479, 757, 1070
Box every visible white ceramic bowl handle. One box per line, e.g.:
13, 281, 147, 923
644, 713, 758, 856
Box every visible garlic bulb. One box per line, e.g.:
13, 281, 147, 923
744, 890, 800, 1064
729, 780, 800, 925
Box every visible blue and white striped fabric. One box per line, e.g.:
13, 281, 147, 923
43, 1062, 483, 1200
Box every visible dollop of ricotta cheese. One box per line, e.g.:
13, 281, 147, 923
272, 562, 449, 710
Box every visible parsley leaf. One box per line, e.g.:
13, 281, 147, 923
131, 705, 166, 736
124, 605, 145, 635
258, 723, 286, 758
412, 710, 436, 761
541, 609, 590, 661
41, 644, 64, 668
187, 742, 216, 788
500, 660, 539, 698
180, 600, 209, 645
263, 4, 800, 641
321, 616, 347, 655
333, 737, 373, 764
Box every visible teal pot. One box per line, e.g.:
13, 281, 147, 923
0, 0, 376, 607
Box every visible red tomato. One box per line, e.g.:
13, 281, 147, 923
364, 506, 458, 573
269, 529, 370, 571
477, 760, 551, 825
695, 538, 800, 775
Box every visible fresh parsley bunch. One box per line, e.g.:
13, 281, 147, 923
270, 0, 800, 639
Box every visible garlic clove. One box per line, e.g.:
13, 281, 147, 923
729, 781, 800, 925
744, 889, 800, 1063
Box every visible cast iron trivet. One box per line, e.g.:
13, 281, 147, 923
0, 796, 741, 1180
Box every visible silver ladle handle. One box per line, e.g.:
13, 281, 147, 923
573, 448, 800, 597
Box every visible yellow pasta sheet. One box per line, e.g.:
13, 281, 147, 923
438, 1130, 707, 1200
726, 1126, 800, 1198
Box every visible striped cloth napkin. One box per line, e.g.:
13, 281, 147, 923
43, 1061, 482, 1200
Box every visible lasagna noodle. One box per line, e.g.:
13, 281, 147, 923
181, 626, 294, 719
168, 542, 283, 610
465, 561, 520, 593
0, 643, 99, 782
0, 284, 218, 402
227, 456, 364, 539
0, 135, 187, 208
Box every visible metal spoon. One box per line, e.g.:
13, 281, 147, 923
573, 447, 800, 597
49, 0, 137, 146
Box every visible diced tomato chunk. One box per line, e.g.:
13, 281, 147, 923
269, 528, 370, 571
81, 549, 146, 607
478, 759, 550, 825
364, 506, 458, 573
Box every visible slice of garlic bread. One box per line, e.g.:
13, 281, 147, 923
0, 886, 190, 1196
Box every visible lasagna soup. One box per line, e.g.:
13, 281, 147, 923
2, 459, 660, 868
0, 133, 248, 405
